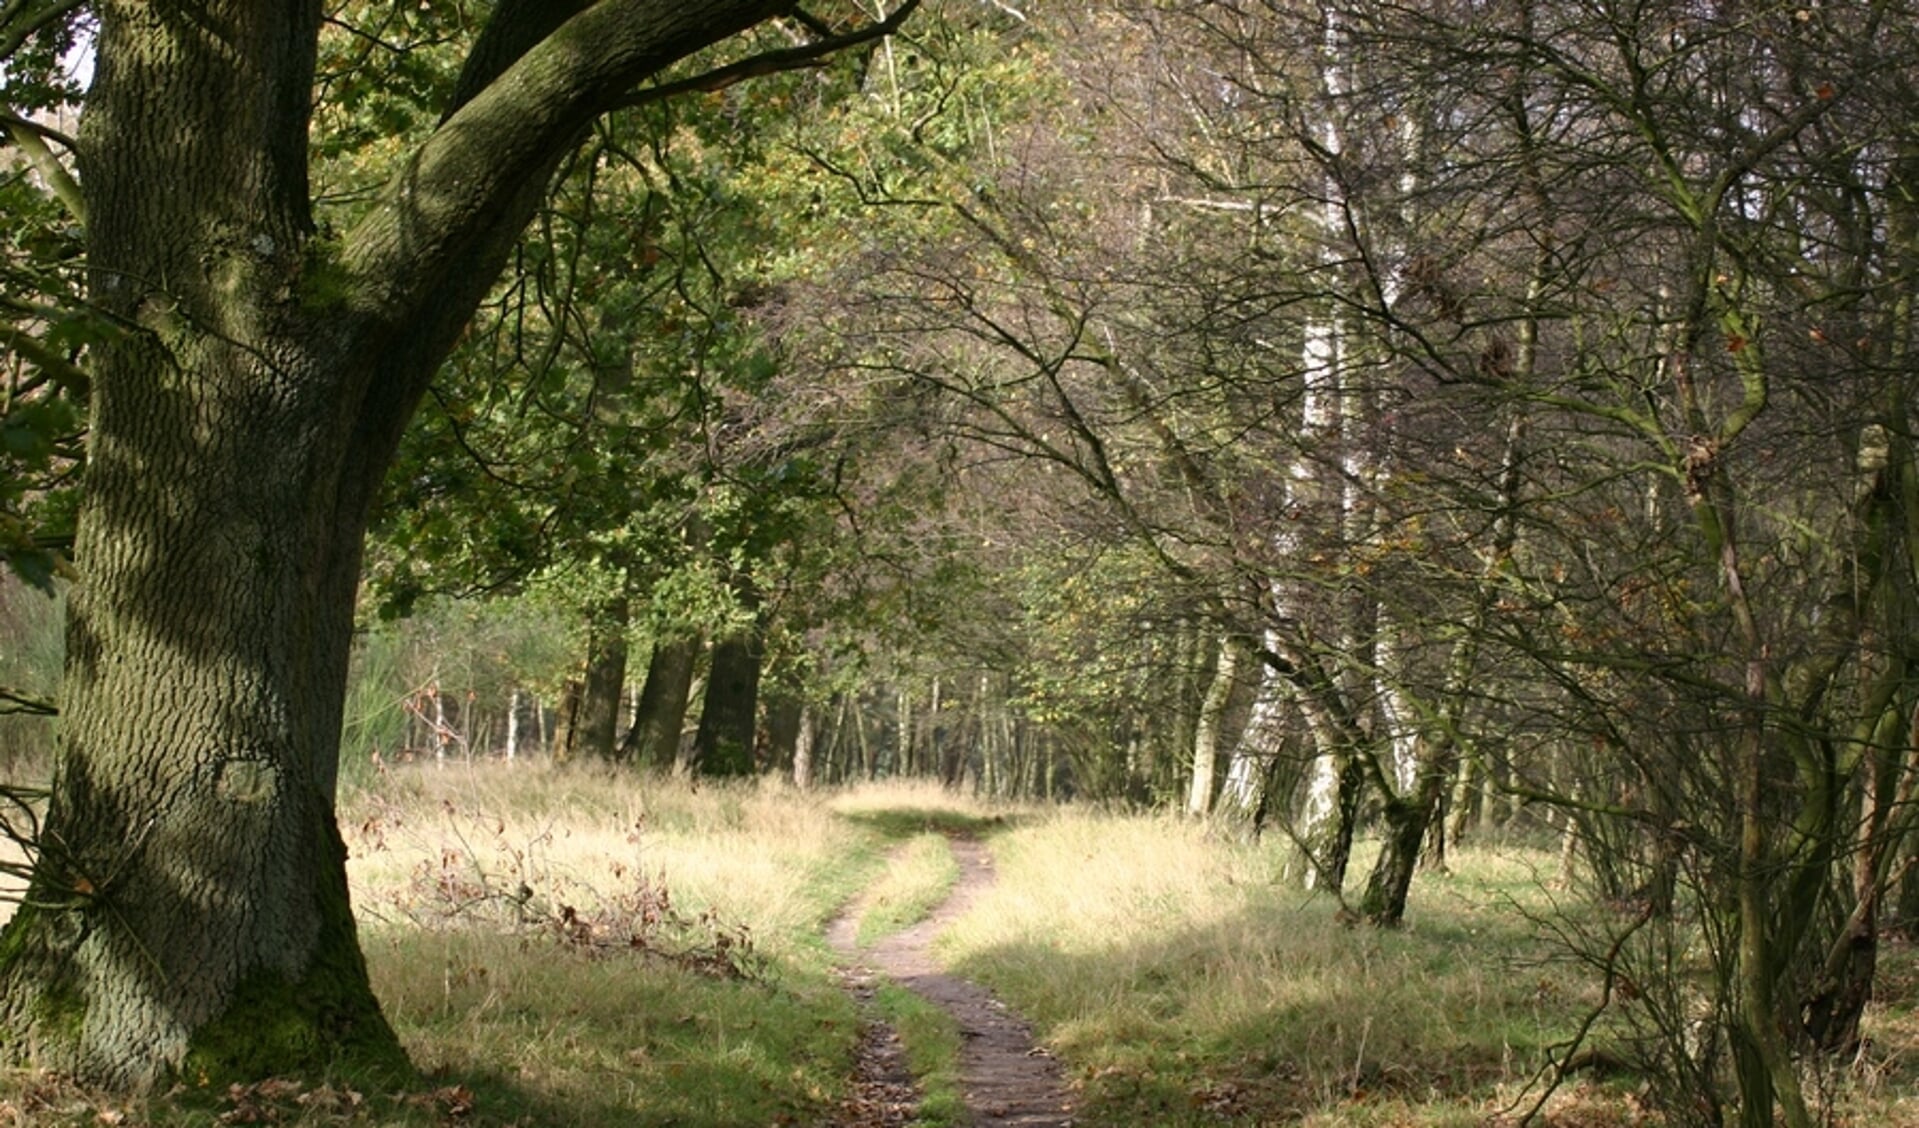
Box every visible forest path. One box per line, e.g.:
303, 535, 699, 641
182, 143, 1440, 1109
826, 835, 1075, 1127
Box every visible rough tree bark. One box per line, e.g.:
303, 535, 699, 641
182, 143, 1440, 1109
576, 594, 631, 762
693, 626, 764, 776
622, 633, 700, 768
0, 0, 908, 1090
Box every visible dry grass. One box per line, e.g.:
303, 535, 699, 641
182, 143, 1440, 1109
934, 811, 1627, 1126
848, 832, 961, 945
2, 768, 1915, 1127
347, 761, 870, 953
339, 762, 882, 1126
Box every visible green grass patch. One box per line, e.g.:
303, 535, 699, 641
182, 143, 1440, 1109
873, 983, 966, 1128
369, 929, 859, 1126
836, 806, 1011, 840
855, 832, 962, 946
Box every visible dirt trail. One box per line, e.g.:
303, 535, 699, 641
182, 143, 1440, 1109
827, 837, 1075, 1127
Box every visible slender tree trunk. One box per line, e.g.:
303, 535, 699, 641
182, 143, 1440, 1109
854, 695, 874, 781
1321, 754, 1365, 893
792, 706, 817, 790
550, 679, 584, 765
826, 694, 853, 785
435, 684, 456, 764
1803, 698, 1913, 1055
895, 687, 913, 777
506, 688, 522, 762
1186, 637, 1236, 816
1446, 751, 1483, 847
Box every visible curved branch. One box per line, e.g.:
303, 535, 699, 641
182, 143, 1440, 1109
0, 686, 57, 716
0, 0, 83, 65
341, 0, 798, 324
616, 0, 923, 110
2, 111, 84, 224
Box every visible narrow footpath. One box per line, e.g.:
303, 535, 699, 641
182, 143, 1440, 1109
826, 836, 1075, 1127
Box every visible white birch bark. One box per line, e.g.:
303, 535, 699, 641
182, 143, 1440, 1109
506, 687, 522, 763
1281, 11, 1352, 861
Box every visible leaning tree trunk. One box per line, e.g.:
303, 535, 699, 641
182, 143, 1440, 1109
0, 0, 847, 1090
622, 634, 700, 768
1185, 637, 1236, 817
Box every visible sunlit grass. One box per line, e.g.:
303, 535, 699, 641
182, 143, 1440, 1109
852, 832, 962, 945
935, 811, 1593, 1126
348, 761, 875, 956
342, 762, 880, 1125
4, 767, 1913, 1126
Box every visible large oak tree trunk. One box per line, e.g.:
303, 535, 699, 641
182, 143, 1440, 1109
0, 4, 410, 1088
0, 0, 856, 1090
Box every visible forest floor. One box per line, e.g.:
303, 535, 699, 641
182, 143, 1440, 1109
826, 835, 1075, 1127
1, 765, 1916, 1126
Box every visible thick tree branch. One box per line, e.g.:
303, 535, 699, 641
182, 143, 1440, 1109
615, 0, 922, 110
340, 0, 793, 323
443, 0, 596, 120
2, 112, 84, 223
0, 686, 56, 717
0, 0, 82, 64
336, 0, 919, 434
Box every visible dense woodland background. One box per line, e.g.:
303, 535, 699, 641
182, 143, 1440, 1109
6, 2, 1919, 1125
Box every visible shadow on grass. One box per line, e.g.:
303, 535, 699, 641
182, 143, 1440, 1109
0, 1065, 709, 1128
836, 806, 1018, 841
357, 924, 862, 1128
84, 1044, 846, 1128
437, 1057, 835, 1128
386, 976, 859, 1128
